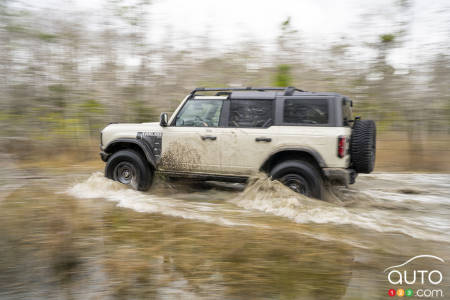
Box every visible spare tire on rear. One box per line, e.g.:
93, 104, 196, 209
350, 120, 376, 173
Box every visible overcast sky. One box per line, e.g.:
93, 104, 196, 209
34, 0, 450, 68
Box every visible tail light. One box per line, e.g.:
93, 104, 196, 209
337, 136, 346, 158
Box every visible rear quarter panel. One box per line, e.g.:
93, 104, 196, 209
258, 126, 352, 170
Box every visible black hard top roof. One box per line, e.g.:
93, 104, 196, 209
191, 87, 343, 99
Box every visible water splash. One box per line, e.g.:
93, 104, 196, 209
67, 172, 252, 227
231, 174, 450, 243
67, 172, 450, 243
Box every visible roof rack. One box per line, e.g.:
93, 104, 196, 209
191, 86, 305, 97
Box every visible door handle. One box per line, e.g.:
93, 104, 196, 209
255, 137, 271, 142
201, 135, 217, 141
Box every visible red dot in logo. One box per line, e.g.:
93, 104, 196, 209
388, 289, 396, 297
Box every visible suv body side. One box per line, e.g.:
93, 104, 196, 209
158, 92, 351, 177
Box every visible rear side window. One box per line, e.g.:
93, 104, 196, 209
342, 98, 353, 126
229, 99, 273, 128
283, 99, 328, 125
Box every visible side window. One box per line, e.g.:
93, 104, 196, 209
342, 99, 353, 126
283, 99, 329, 125
175, 100, 223, 127
229, 99, 273, 128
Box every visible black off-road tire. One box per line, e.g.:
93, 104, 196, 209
270, 160, 323, 199
105, 149, 153, 191
350, 120, 376, 173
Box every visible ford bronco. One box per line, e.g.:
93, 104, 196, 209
100, 87, 376, 199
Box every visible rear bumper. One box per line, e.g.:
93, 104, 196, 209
323, 168, 357, 186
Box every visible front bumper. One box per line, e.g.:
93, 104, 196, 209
323, 168, 357, 186
100, 151, 110, 162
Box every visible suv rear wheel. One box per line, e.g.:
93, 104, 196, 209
105, 149, 153, 191
270, 160, 322, 199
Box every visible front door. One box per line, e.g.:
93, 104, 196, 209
160, 98, 224, 173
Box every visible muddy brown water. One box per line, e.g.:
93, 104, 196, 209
0, 155, 449, 299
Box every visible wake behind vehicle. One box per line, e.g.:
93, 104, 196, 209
100, 87, 376, 199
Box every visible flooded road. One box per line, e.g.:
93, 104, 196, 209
1, 158, 449, 299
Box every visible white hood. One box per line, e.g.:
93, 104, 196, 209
101, 122, 162, 149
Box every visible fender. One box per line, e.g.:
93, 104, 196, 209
261, 147, 327, 170
103, 138, 158, 168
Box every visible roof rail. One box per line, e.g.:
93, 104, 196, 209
191, 86, 305, 96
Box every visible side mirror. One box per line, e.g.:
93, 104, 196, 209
160, 113, 169, 127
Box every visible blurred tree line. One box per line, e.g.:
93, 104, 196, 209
0, 0, 449, 170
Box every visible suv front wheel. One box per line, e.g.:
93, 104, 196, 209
105, 149, 153, 191
270, 160, 323, 199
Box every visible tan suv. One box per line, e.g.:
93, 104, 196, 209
100, 87, 376, 199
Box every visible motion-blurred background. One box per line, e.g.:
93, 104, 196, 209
1, 0, 449, 171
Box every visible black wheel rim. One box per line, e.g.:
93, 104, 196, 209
281, 174, 310, 196
114, 162, 137, 188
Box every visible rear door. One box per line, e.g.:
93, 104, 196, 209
160, 98, 224, 173
218, 98, 276, 175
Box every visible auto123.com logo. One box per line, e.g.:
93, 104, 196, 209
384, 255, 445, 298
